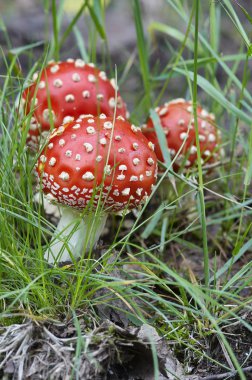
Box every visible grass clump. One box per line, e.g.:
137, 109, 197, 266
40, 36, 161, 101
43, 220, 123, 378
0, 0, 252, 378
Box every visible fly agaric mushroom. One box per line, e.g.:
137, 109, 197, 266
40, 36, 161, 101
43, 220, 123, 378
36, 114, 157, 263
20, 59, 129, 149
142, 98, 221, 170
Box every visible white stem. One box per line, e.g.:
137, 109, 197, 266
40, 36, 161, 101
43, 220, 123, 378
44, 207, 108, 264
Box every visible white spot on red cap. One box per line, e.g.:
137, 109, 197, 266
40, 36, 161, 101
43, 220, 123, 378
40, 155, 46, 163
49, 157, 56, 166
32, 72, 38, 81
50, 64, 59, 73
72, 124, 81, 129
208, 133, 216, 142
204, 150, 211, 156
30, 123, 38, 131
131, 125, 140, 133
99, 71, 107, 80
201, 109, 209, 117
59, 171, 70, 181
88, 74, 96, 83
119, 164, 127, 171
82, 90, 90, 99
117, 174, 125, 180
110, 78, 118, 90
79, 114, 92, 119
38, 81, 46, 89
65, 150, 72, 157
104, 165, 112, 175
147, 157, 154, 166
199, 135, 206, 142
104, 121, 113, 129
122, 188, 130, 196
82, 172, 95, 181
136, 188, 143, 196
75, 59, 85, 67
118, 148, 125, 153
148, 142, 155, 151
63, 116, 74, 123
159, 107, 168, 116
109, 97, 115, 108
99, 137, 107, 145
132, 143, 139, 150
96, 155, 102, 162
83, 142, 94, 153
180, 132, 187, 140
167, 98, 186, 106
115, 135, 121, 141
65, 94, 75, 103
43, 108, 55, 121
59, 139, 65, 147
97, 94, 104, 101
190, 145, 197, 154
58, 126, 65, 134
53, 78, 63, 88
86, 126, 95, 134
133, 158, 140, 166
130, 176, 138, 181
178, 119, 185, 126
113, 189, 120, 196
72, 73, 81, 82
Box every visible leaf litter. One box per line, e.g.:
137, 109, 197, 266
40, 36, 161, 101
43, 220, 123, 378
0, 318, 184, 380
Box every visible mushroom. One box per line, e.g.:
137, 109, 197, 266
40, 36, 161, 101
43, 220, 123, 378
36, 114, 157, 264
20, 59, 129, 149
142, 98, 222, 170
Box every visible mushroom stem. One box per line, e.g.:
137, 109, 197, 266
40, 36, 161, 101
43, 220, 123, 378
44, 207, 108, 264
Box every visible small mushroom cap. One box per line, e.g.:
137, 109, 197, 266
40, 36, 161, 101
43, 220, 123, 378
36, 115, 157, 212
21, 60, 128, 149
143, 99, 221, 170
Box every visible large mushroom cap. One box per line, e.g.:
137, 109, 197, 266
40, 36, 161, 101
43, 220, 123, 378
143, 98, 221, 170
36, 115, 157, 212
21, 59, 128, 148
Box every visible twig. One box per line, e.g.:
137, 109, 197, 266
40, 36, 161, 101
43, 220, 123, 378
198, 365, 252, 380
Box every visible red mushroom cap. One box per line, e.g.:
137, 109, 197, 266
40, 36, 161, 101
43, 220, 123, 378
36, 115, 157, 212
143, 98, 222, 170
21, 59, 129, 148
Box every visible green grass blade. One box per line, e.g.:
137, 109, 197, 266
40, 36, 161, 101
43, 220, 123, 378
174, 68, 252, 124
58, 0, 88, 50
132, 0, 151, 108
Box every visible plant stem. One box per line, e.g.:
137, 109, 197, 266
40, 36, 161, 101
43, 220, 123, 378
193, 0, 209, 288
44, 207, 108, 264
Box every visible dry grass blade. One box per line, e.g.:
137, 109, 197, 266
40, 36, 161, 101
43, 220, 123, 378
0, 319, 184, 380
